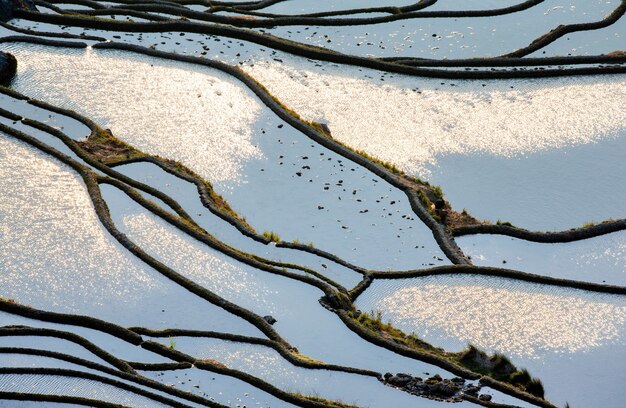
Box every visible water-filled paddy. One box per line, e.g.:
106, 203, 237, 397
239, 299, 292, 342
157, 337, 469, 408
102, 184, 460, 378
6, 44, 262, 184
458, 231, 626, 285
0, 374, 171, 407
262, 0, 621, 58
245, 58, 626, 229
358, 276, 626, 407
7, 44, 449, 270
1, 0, 625, 406
0, 133, 262, 336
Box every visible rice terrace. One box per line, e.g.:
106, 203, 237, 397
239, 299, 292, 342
0, 0, 624, 407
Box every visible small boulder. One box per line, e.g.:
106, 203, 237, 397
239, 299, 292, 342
0, 51, 17, 84
262, 315, 277, 325
425, 374, 443, 383
463, 385, 481, 396
478, 394, 492, 402
407, 381, 428, 393
387, 373, 413, 386
429, 381, 460, 397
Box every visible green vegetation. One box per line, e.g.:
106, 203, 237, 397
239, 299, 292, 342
168, 337, 177, 350
459, 345, 544, 398
353, 147, 401, 174
75, 123, 255, 233
416, 190, 431, 207
351, 310, 443, 353
165, 158, 256, 232
292, 394, 358, 408
263, 230, 281, 242
582, 221, 596, 228
496, 220, 514, 227
416, 190, 441, 221
350, 311, 545, 399
78, 127, 144, 165
431, 184, 444, 199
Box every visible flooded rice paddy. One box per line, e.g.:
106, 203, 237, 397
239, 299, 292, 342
0, 0, 625, 407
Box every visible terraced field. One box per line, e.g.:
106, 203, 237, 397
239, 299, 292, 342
0, 0, 624, 407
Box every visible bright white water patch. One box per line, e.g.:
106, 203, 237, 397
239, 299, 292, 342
0, 133, 262, 336
6, 44, 262, 183
244, 60, 626, 178
458, 231, 626, 286
357, 276, 626, 358
0, 134, 156, 308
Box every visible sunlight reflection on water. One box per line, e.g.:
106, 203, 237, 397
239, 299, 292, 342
246, 61, 626, 178
358, 275, 626, 358
7, 44, 263, 183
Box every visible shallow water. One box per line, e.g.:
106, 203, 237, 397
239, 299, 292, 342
7, 44, 263, 184
0, 311, 169, 364
529, 17, 626, 57
160, 337, 470, 408
263, 0, 419, 15
430, 133, 626, 230
358, 275, 626, 357
357, 275, 626, 407
0, 91, 91, 140
262, 0, 620, 58
0, 354, 208, 407
114, 161, 364, 289
0, 133, 155, 310
0, 374, 170, 407
0, 133, 262, 337
2, 1, 625, 406
7, 44, 448, 271
0, 402, 77, 407
244, 58, 626, 229
458, 231, 626, 286
140, 367, 296, 408
101, 184, 459, 378
7, 21, 621, 232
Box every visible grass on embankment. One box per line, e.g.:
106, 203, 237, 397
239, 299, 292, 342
351, 310, 545, 398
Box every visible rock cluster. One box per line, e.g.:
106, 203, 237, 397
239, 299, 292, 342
383, 372, 491, 402
0, 0, 36, 22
